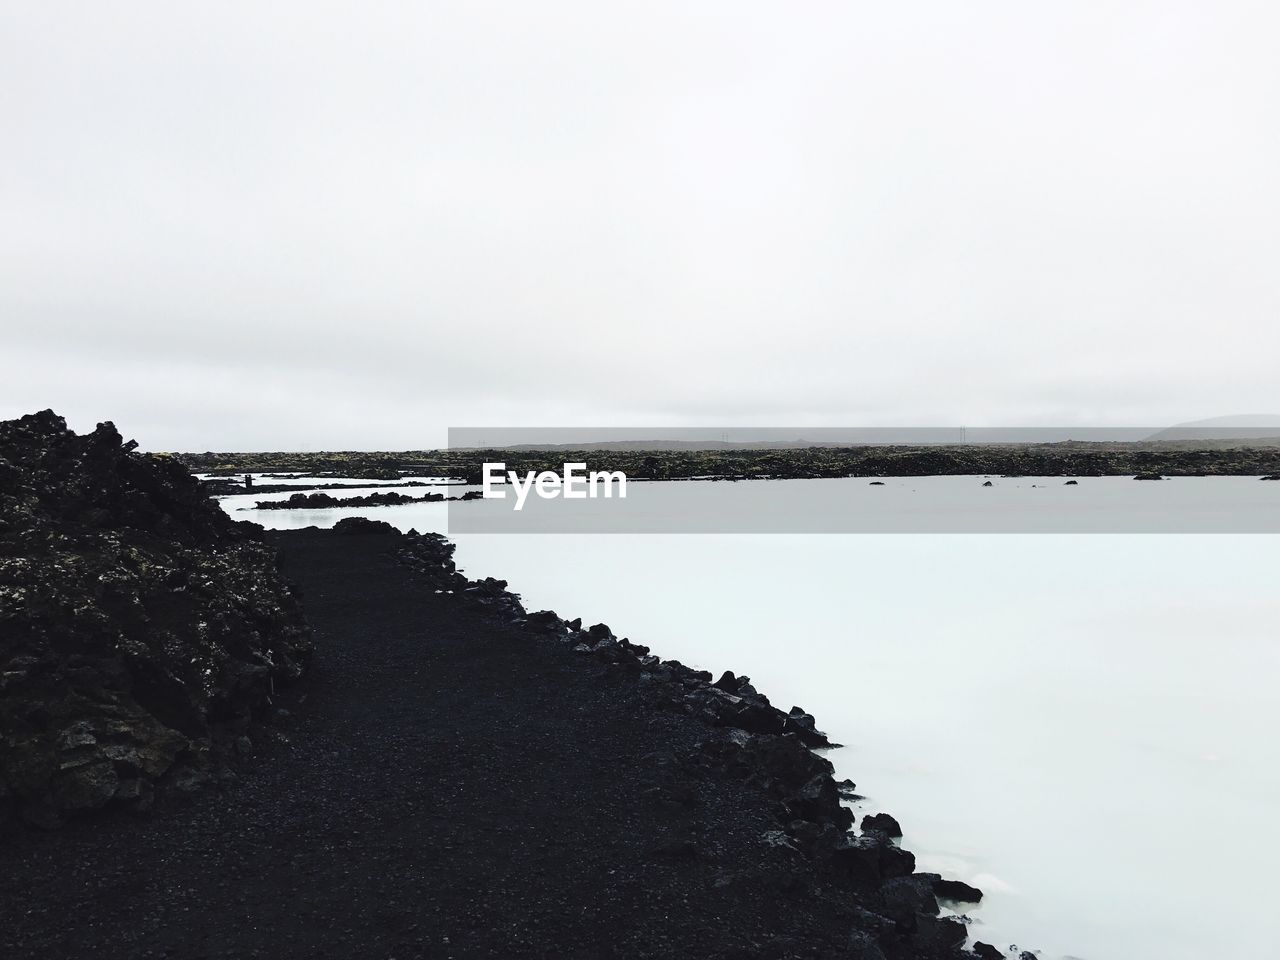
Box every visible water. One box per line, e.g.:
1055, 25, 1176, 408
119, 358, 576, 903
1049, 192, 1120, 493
216, 479, 466, 517
218, 478, 1280, 960
446, 474, 1280, 533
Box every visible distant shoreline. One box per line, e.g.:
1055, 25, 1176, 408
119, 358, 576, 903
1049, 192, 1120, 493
179, 442, 1280, 484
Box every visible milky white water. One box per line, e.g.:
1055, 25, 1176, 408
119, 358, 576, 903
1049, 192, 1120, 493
216, 478, 1280, 960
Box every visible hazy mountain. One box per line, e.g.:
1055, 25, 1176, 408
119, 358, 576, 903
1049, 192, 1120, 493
451, 422, 1280, 452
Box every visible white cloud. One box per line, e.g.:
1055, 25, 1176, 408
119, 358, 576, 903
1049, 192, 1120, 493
3, 2, 1278, 448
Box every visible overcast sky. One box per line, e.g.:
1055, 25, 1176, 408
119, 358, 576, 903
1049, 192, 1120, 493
3, 2, 1278, 450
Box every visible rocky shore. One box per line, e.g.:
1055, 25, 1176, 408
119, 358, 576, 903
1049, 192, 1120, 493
384, 519, 1012, 958
2, 412, 1037, 959
0, 412, 310, 829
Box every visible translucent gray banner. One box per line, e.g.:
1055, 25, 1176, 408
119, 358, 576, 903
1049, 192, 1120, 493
444, 427, 1280, 533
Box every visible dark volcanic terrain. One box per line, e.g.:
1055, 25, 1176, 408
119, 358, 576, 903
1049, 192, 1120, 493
0, 412, 309, 828
2, 519, 1008, 959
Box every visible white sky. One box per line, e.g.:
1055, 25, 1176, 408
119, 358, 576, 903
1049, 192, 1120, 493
3, 2, 1278, 450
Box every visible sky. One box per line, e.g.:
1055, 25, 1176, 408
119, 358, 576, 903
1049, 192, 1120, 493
3, 2, 1278, 451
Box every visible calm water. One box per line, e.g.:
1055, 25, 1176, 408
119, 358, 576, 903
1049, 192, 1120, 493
217, 476, 1280, 960
445, 474, 1280, 533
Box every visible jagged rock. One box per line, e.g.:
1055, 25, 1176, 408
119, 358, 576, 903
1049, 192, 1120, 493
333, 516, 399, 535
982, 480, 994, 487
712, 670, 743, 692
782, 706, 831, 746
0, 410, 311, 826
702, 730, 834, 792
833, 833, 916, 887
525, 610, 562, 632
787, 774, 850, 827
1063, 479, 1078, 485
723, 699, 785, 736
973, 941, 1006, 959
1134, 472, 1165, 480
832, 836, 884, 887
862, 812, 903, 838
786, 705, 815, 726
878, 874, 939, 921
933, 876, 983, 903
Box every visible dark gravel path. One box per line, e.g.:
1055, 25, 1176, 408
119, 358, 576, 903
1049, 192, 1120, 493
2, 528, 886, 960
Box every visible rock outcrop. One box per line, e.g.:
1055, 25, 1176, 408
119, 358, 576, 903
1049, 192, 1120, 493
0, 410, 310, 827
252, 489, 482, 510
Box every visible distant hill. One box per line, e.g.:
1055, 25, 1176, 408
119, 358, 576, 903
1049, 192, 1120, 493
1146, 415, 1280, 443
488, 439, 911, 452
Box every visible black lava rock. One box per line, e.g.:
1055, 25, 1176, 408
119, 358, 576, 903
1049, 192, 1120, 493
933, 876, 984, 903
333, 516, 399, 535
0, 410, 311, 827
862, 812, 903, 838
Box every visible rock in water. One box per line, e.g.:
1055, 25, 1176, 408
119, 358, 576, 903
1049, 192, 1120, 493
861, 812, 903, 838
0, 410, 311, 827
932, 876, 983, 903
